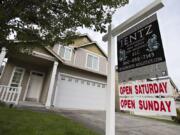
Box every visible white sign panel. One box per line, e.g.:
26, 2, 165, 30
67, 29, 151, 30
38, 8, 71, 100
119, 97, 177, 116
119, 79, 173, 97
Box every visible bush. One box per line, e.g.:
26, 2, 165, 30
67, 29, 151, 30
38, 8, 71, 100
172, 108, 180, 123
0, 101, 14, 108
0, 101, 6, 107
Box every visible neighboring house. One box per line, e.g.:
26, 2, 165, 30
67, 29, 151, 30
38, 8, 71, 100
0, 34, 108, 110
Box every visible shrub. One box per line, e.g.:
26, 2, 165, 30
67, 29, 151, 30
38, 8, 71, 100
0, 101, 6, 107
172, 108, 180, 123
0, 101, 14, 108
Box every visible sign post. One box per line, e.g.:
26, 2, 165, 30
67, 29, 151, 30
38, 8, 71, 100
106, 25, 116, 135
103, 1, 164, 135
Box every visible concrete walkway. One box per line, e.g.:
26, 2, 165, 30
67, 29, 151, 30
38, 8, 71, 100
54, 109, 180, 135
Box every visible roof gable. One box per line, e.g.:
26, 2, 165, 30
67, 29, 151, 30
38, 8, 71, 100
75, 42, 107, 58
83, 44, 106, 57
71, 36, 91, 47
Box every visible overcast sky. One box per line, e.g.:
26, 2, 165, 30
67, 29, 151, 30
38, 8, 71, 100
78, 0, 180, 89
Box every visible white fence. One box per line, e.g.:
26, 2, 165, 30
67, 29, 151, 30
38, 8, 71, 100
0, 85, 22, 105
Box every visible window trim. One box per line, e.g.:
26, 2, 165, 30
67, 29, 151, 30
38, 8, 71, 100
85, 53, 99, 71
8, 66, 25, 87
58, 45, 73, 61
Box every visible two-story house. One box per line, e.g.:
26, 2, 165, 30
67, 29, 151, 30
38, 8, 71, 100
0, 34, 108, 110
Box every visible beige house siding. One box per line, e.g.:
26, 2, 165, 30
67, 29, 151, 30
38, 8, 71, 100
82, 44, 104, 57
52, 44, 107, 75
73, 48, 107, 75
71, 37, 91, 47
0, 62, 14, 85
73, 49, 87, 69
99, 56, 107, 75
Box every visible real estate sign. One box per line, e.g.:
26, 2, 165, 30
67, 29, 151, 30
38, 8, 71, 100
119, 97, 177, 116
119, 79, 173, 96
117, 14, 168, 82
118, 79, 177, 116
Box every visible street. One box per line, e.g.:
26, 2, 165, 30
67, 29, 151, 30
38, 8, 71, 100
55, 109, 180, 135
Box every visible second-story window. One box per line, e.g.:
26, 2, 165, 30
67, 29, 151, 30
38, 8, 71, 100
59, 46, 72, 61
86, 54, 99, 71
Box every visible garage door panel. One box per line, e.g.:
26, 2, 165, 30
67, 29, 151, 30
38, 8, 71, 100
53, 73, 106, 110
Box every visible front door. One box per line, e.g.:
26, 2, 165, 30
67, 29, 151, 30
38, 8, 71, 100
26, 71, 44, 102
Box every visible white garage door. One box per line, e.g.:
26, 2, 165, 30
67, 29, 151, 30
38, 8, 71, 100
53, 73, 107, 110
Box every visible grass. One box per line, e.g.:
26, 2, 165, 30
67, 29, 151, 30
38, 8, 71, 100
0, 105, 99, 135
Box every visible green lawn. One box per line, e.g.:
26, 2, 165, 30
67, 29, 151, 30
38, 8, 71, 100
0, 106, 99, 135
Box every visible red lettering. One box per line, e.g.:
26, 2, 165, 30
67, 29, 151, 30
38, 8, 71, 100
154, 101, 159, 111
147, 100, 154, 110
162, 82, 167, 93
131, 100, 135, 109
139, 85, 142, 94
159, 83, 164, 93
160, 101, 166, 112
154, 83, 158, 93
139, 100, 143, 110
119, 86, 132, 95
143, 100, 148, 110
135, 85, 138, 94
149, 84, 154, 94
120, 99, 135, 110
120, 99, 124, 109
165, 101, 171, 112
119, 87, 124, 95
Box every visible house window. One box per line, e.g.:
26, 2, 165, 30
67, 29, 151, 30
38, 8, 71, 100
0, 58, 8, 78
9, 67, 25, 87
59, 46, 72, 61
86, 54, 99, 71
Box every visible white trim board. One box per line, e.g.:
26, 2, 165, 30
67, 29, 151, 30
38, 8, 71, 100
59, 73, 107, 85
32, 51, 55, 61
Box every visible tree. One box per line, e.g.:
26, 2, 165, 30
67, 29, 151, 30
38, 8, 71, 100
0, 0, 128, 52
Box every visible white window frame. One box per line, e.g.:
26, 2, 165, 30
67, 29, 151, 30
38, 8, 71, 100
58, 45, 73, 61
86, 53, 99, 71
9, 66, 25, 87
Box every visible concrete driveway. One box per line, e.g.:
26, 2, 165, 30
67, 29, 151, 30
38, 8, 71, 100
54, 109, 180, 135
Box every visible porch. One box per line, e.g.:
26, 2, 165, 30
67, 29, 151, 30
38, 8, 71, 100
0, 48, 59, 107
0, 85, 21, 105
